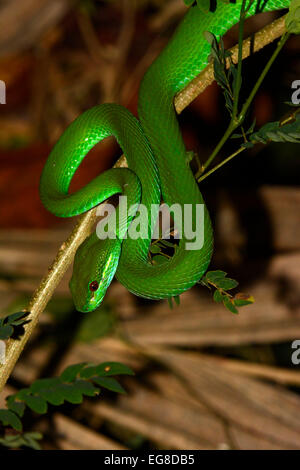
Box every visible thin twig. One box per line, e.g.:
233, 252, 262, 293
196, 146, 247, 183
0, 14, 288, 392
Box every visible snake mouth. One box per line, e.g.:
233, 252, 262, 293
75, 293, 105, 313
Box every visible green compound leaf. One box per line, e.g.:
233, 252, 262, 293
92, 377, 126, 394
250, 110, 300, 144
203, 30, 237, 117
1, 360, 134, 443
0, 409, 22, 431
0, 432, 42, 450
0, 311, 30, 340
202, 270, 254, 314
286, 0, 300, 34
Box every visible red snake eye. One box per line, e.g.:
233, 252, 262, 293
89, 281, 99, 292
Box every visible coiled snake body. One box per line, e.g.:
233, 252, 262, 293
40, 1, 289, 312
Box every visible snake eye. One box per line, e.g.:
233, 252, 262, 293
89, 280, 99, 292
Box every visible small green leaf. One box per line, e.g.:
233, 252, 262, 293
60, 363, 87, 382
205, 270, 227, 283
30, 377, 61, 392
215, 278, 239, 290
0, 432, 42, 450
93, 377, 126, 394
0, 311, 30, 340
22, 433, 42, 450
23, 395, 48, 414
213, 290, 224, 303
286, 0, 300, 34
234, 293, 255, 307
79, 365, 98, 379
160, 239, 176, 249
241, 141, 255, 149
173, 295, 180, 306
0, 436, 24, 449
149, 244, 161, 254
183, 0, 195, 6
39, 388, 65, 406
6, 311, 30, 326
59, 384, 83, 404
24, 432, 43, 441
74, 380, 99, 397
0, 324, 13, 340
231, 132, 243, 139
15, 389, 31, 401
152, 255, 167, 265
223, 296, 239, 314
30, 379, 65, 406
0, 409, 22, 431
93, 362, 134, 377
6, 397, 25, 418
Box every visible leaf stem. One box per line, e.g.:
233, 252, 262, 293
198, 121, 235, 174
197, 145, 246, 183
238, 32, 290, 122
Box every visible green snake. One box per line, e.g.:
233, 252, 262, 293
40, 0, 289, 312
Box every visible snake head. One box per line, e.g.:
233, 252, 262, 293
70, 233, 122, 313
